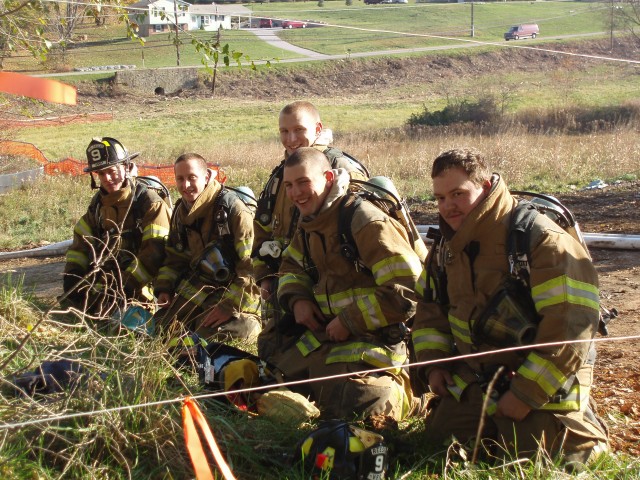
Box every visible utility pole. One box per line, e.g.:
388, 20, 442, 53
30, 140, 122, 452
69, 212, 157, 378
173, 0, 181, 66
609, 0, 614, 50
470, 2, 475, 38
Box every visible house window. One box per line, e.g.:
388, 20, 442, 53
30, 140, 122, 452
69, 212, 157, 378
154, 24, 163, 32
192, 15, 196, 22
203, 16, 210, 25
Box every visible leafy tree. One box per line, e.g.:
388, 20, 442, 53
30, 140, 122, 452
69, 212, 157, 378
0, 0, 50, 69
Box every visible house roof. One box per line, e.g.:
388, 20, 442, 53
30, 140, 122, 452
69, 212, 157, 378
189, 4, 250, 14
129, 0, 250, 14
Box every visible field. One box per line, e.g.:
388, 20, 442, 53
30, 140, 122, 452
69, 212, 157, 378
1, 4, 640, 477
1, 1, 614, 71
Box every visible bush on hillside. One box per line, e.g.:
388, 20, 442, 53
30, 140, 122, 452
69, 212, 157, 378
408, 96, 501, 127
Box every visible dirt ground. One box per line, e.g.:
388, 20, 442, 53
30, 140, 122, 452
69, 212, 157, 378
0, 182, 638, 455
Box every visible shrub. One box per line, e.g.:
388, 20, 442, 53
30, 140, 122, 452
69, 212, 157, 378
408, 96, 501, 127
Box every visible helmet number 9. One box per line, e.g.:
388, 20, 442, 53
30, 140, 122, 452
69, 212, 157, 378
374, 454, 385, 472
90, 148, 103, 162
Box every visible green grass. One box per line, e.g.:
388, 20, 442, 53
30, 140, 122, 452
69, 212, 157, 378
2, 26, 300, 72
254, 1, 610, 54
2, 1, 614, 71
0, 279, 639, 478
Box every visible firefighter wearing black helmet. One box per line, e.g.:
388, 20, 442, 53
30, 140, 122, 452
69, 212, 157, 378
62, 137, 172, 316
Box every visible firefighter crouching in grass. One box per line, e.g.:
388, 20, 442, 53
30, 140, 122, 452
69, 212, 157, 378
153, 153, 261, 342
411, 148, 608, 467
252, 101, 369, 360
62, 137, 171, 317
266, 148, 424, 421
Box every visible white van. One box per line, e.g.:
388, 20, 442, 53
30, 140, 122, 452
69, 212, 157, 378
504, 24, 539, 41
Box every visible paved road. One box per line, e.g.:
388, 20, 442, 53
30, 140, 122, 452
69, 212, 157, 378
34, 31, 608, 77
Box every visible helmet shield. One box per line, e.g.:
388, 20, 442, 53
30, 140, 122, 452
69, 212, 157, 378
84, 137, 139, 173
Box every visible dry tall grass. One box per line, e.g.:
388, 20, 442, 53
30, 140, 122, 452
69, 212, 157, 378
216, 128, 640, 200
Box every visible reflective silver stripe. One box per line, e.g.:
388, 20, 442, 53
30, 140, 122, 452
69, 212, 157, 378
74, 218, 92, 237
142, 223, 169, 242
518, 352, 566, 396
126, 259, 152, 284
176, 280, 208, 306
372, 254, 422, 284
449, 314, 472, 344
532, 275, 599, 312
411, 328, 453, 354
66, 249, 89, 269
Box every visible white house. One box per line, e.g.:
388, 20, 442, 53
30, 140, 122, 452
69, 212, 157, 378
129, 0, 250, 37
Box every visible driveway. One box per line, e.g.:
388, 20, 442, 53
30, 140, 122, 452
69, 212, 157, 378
247, 28, 331, 60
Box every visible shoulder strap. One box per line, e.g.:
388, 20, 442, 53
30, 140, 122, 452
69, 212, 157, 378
323, 147, 370, 178
256, 161, 285, 227
507, 200, 540, 287
337, 194, 372, 275
212, 188, 239, 262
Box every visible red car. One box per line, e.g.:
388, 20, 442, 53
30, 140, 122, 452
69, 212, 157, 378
282, 20, 307, 29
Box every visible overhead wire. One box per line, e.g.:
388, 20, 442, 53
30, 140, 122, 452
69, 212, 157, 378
1, 333, 638, 431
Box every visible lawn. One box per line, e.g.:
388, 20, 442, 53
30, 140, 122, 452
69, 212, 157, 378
1, 1, 613, 71
256, 1, 610, 54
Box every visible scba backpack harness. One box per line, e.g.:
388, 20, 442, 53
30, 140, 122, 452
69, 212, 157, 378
424, 191, 614, 348
254, 147, 370, 269
90, 175, 173, 248
301, 177, 426, 282
171, 186, 256, 284
505, 191, 616, 336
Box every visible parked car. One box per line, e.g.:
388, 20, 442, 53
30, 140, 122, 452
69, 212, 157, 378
259, 18, 274, 28
282, 20, 307, 29
364, 0, 383, 4
504, 24, 539, 41
393, 0, 409, 3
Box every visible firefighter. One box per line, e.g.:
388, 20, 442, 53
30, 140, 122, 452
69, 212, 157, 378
411, 147, 608, 466
267, 148, 423, 421
154, 153, 261, 341
62, 137, 171, 317
253, 100, 369, 359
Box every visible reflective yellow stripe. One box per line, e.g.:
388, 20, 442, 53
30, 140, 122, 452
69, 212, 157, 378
176, 280, 208, 306
126, 258, 152, 284
157, 266, 180, 284
296, 330, 321, 357
416, 269, 427, 298
411, 328, 453, 354
540, 383, 585, 412
449, 314, 472, 344
224, 283, 260, 313
315, 287, 387, 330
235, 239, 252, 258
74, 218, 92, 237
326, 342, 406, 374
446, 374, 468, 401
371, 254, 422, 285
532, 275, 599, 312
517, 352, 567, 396
282, 244, 304, 264
66, 249, 89, 269
279, 272, 314, 292
142, 223, 169, 242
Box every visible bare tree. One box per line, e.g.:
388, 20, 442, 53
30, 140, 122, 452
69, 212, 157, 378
615, 0, 640, 45
44, 0, 86, 57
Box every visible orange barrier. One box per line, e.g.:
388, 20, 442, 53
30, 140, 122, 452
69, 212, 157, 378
0, 72, 76, 105
183, 397, 237, 480
0, 140, 226, 186
0, 112, 114, 129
